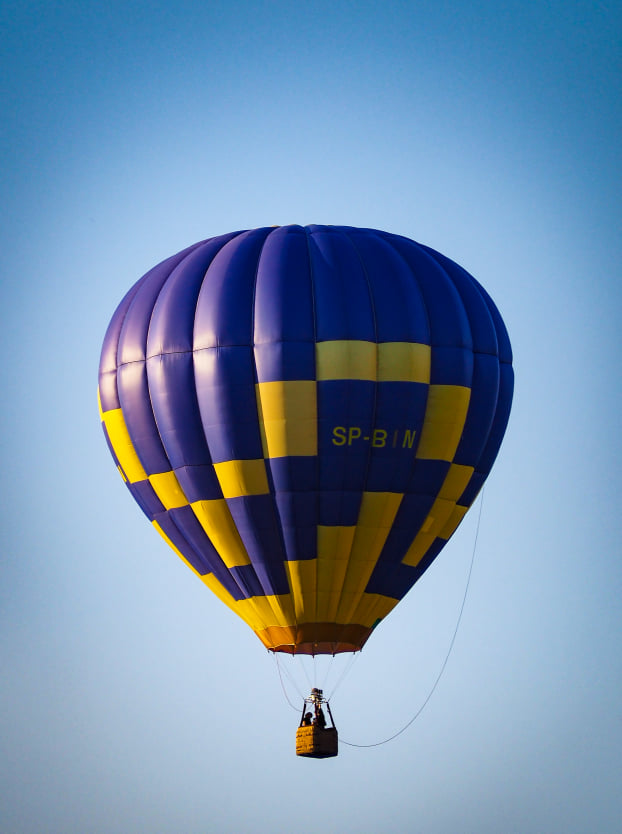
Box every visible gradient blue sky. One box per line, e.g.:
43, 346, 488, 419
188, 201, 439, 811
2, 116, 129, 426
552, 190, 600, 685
2, 2, 621, 832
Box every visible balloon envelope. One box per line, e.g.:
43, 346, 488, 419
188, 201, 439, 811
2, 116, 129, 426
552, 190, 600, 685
98, 225, 513, 654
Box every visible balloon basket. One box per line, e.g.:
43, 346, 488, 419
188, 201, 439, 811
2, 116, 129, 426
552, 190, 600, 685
296, 725, 338, 758
295, 687, 338, 758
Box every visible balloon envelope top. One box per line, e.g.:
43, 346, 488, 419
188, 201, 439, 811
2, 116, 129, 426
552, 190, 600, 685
98, 225, 513, 655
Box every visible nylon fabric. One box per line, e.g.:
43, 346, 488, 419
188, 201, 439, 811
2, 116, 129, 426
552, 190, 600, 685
98, 225, 513, 654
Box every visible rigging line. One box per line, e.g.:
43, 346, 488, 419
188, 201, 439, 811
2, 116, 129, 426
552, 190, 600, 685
340, 488, 485, 749
274, 653, 305, 712
325, 651, 359, 701
298, 653, 314, 692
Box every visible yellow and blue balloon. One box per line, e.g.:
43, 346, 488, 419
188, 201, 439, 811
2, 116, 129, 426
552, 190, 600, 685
98, 225, 513, 655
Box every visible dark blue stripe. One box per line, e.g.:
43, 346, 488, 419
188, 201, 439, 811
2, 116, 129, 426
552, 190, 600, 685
364, 381, 429, 492
381, 233, 473, 351
194, 228, 272, 350
174, 465, 223, 503
117, 360, 171, 475
226, 495, 289, 595
454, 353, 499, 466
254, 225, 315, 345
147, 352, 212, 469
345, 229, 431, 344
309, 228, 376, 342
127, 479, 165, 520
254, 340, 316, 383
147, 233, 241, 357
156, 508, 246, 600
194, 346, 264, 463
319, 490, 362, 527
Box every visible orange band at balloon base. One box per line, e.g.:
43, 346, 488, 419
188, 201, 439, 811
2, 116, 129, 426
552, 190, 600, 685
256, 622, 372, 655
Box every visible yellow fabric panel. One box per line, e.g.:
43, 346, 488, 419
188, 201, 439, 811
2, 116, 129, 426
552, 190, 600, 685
255, 380, 317, 458
335, 492, 403, 622
401, 530, 436, 568
351, 593, 400, 628
201, 573, 239, 613
316, 526, 354, 621
149, 470, 188, 510
316, 340, 377, 380
439, 504, 468, 540
234, 594, 296, 631
357, 490, 403, 529
285, 559, 317, 622
377, 342, 431, 383
438, 463, 475, 501
97, 386, 104, 421
191, 499, 250, 567
416, 385, 471, 462
402, 496, 456, 567
213, 458, 269, 498
102, 407, 147, 483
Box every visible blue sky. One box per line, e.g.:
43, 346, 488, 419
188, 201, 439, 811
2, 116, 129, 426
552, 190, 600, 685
1, 2, 621, 832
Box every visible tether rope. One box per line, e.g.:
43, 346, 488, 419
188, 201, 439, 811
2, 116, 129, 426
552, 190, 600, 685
340, 488, 485, 748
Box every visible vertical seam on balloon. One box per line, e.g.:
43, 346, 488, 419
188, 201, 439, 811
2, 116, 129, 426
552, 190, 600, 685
367, 238, 476, 621
249, 228, 294, 629
352, 232, 436, 629
419, 249, 501, 502
189, 233, 265, 607
329, 227, 381, 652
303, 225, 318, 645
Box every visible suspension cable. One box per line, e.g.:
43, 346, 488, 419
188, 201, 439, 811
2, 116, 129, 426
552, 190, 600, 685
274, 653, 306, 712
339, 488, 485, 748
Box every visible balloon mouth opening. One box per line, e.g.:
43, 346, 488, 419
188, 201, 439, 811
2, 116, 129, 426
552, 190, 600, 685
255, 623, 373, 655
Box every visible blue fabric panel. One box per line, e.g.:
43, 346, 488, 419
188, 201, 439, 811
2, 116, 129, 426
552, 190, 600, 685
98, 370, 120, 414
147, 352, 212, 470
407, 459, 451, 496
229, 564, 267, 598
99, 277, 147, 386
459, 470, 485, 507
470, 362, 514, 479
127, 480, 165, 520
167, 505, 246, 599
155, 509, 245, 601
117, 243, 203, 367
147, 233, 240, 357
308, 228, 376, 342
317, 379, 375, 493
99, 280, 147, 411
174, 465, 223, 503
430, 345, 473, 387
319, 490, 362, 527
254, 225, 315, 345
454, 352, 499, 466
365, 561, 418, 600
267, 455, 317, 495
267, 458, 318, 560
194, 346, 263, 463
194, 228, 271, 350
226, 495, 289, 595
275, 496, 318, 561
254, 340, 316, 383
117, 360, 171, 475
471, 278, 513, 364
382, 233, 472, 351
345, 229, 431, 344
364, 381, 429, 492
422, 247, 500, 356
377, 492, 437, 561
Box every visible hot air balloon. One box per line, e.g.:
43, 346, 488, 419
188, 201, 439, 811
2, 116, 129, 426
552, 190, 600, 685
98, 225, 513, 757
